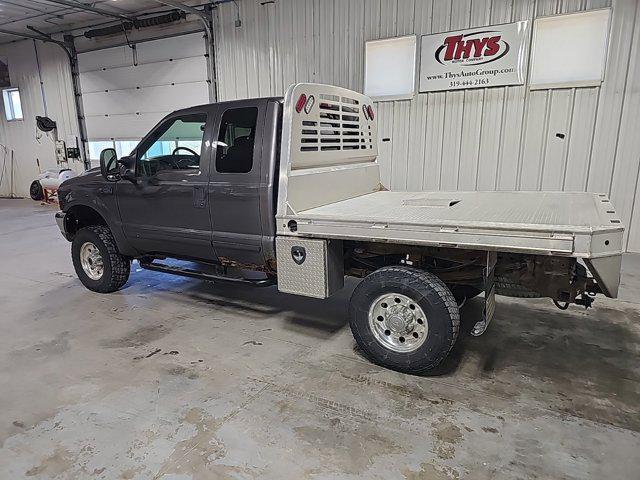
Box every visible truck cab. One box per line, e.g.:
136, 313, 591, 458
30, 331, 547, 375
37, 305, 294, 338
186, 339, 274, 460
58, 96, 283, 269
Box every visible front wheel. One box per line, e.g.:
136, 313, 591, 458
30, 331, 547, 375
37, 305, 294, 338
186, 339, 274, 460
71, 225, 130, 293
349, 266, 460, 374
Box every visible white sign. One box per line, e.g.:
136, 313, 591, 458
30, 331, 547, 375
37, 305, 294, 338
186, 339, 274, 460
419, 21, 529, 92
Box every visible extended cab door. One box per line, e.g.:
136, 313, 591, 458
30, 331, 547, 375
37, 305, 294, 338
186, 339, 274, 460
116, 106, 216, 260
209, 99, 268, 265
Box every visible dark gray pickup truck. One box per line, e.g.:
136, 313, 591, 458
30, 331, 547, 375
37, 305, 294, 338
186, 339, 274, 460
56, 83, 623, 374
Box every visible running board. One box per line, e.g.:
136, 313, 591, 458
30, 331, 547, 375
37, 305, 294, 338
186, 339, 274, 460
139, 260, 275, 287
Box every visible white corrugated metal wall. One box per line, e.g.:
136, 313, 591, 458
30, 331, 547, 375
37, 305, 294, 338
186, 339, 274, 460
213, 0, 640, 252
0, 41, 83, 198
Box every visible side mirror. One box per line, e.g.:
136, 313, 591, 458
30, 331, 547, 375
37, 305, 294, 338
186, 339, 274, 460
99, 148, 119, 181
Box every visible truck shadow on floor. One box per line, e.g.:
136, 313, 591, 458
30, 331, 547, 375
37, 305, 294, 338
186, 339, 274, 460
153, 273, 358, 338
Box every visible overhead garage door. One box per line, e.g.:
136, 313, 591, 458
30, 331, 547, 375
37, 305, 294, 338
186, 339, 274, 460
78, 33, 209, 160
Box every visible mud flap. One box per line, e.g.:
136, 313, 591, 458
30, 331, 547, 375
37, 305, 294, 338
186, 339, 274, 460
471, 251, 497, 336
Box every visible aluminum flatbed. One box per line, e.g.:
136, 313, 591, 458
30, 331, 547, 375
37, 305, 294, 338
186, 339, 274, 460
276, 83, 623, 298
290, 190, 623, 258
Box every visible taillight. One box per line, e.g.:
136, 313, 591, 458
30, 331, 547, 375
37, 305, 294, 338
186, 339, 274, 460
295, 93, 307, 113
304, 95, 315, 113
366, 105, 375, 120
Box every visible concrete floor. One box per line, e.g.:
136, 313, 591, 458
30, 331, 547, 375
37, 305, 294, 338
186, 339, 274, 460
1, 199, 639, 480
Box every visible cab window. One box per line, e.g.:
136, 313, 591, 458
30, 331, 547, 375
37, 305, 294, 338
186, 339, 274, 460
216, 107, 258, 174
136, 114, 206, 176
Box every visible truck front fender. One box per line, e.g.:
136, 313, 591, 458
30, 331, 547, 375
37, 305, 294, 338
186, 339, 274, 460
62, 200, 137, 257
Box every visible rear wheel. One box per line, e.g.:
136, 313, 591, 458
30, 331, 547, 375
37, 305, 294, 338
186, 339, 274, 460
71, 225, 130, 293
349, 266, 460, 374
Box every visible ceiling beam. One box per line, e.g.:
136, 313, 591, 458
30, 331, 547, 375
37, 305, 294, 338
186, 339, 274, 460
1, 0, 51, 15
39, 0, 136, 22
0, 27, 56, 43
26, 25, 51, 38
0, 27, 71, 56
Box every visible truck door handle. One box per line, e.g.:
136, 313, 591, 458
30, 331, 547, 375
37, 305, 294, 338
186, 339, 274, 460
193, 186, 206, 208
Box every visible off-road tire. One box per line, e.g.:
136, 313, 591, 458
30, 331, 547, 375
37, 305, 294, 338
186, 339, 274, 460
72, 225, 130, 293
349, 266, 460, 374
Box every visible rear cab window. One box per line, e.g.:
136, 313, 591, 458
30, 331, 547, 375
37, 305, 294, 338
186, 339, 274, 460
215, 107, 258, 174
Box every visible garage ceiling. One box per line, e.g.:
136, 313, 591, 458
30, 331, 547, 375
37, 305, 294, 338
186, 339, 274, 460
0, 0, 171, 43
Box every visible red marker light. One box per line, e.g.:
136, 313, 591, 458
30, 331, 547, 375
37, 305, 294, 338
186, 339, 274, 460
366, 105, 375, 120
362, 104, 369, 120
295, 93, 307, 113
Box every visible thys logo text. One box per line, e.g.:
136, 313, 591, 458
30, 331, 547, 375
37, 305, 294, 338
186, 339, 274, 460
435, 31, 509, 66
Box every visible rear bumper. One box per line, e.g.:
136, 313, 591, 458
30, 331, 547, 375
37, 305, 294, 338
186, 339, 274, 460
55, 212, 70, 240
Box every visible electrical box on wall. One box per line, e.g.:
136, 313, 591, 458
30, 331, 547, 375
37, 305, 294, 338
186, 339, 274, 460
66, 147, 80, 159
65, 135, 82, 162
55, 140, 67, 163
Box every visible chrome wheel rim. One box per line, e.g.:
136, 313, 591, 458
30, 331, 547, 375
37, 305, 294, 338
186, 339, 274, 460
79, 242, 104, 280
368, 293, 428, 353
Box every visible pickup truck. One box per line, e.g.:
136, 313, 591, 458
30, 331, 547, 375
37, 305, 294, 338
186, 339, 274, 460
55, 83, 624, 374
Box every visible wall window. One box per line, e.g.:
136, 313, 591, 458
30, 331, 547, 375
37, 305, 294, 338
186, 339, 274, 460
216, 107, 257, 174
530, 9, 611, 89
364, 35, 417, 101
88, 140, 140, 163
88, 141, 114, 161
2, 87, 23, 121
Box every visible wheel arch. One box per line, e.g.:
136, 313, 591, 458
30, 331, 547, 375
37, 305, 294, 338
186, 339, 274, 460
64, 204, 107, 237
63, 203, 137, 257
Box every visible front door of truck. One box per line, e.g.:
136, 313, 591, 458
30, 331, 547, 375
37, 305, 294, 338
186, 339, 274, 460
209, 100, 266, 265
117, 107, 216, 260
